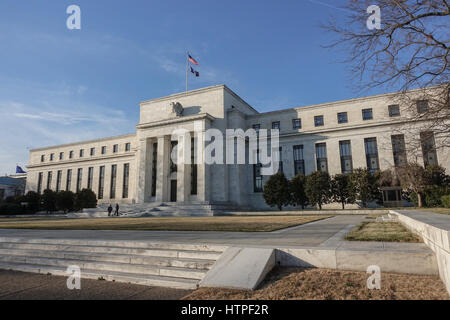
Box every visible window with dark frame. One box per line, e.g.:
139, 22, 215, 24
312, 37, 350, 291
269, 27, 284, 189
122, 163, 129, 198
56, 170, 62, 192
101, 146, 106, 154
293, 145, 305, 175
125, 143, 131, 152
87, 167, 94, 190
113, 144, 118, 153
391, 134, 407, 167
362, 108, 373, 120
272, 121, 280, 130
41, 155, 45, 162
79, 149, 84, 158
252, 124, 260, 132
337, 112, 348, 124
37, 172, 43, 194
69, 151, 74, 159
364, 137, 380, 172
151, 143, 157, 197
416, 100, 429, 114
191, 137, 197, 195
90, 148, 95, 156
59, 152, 64, 160
292, 118, 301, 129
66, 169, 72, 191
47, 171, 52, 190
50, 153, 54, 161
314, 115, 324, 127
110, 164, 117, 199
420, 132, 438, 167
253, 151, 263, 192
388, 105, 400, 117
339, 140, 353, 174
98, 166, 105, 199
76, 168, 83, 193
315, 143, 328, 172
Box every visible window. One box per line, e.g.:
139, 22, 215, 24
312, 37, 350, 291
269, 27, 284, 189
151, 143, 158, 197
59, 152, 64, 160
417, 100, 428, 114
314, 115, 324, 127
101, 146, 106, 154
87, 167, 94, 190
253, 151, 263, 192
339, 140, 353, 174
420, 132, 438, 167
79, 149, 84, 158
388, 105, 400, 117
98, 166, 105, 199
50, 153, 54, 161
41, 155, 45, 162
252, 124, 260, 133
293, 145, 305, 175
275, 147, 283, 173
364, 138, 380, 172
391, 134, 407, 167
47, 171, 52, 190
315, 143, 328, 172
37, 172, 43, 194
113, 144, 118, 153
292, 118, 301, 129
66, 169, 72, 191
337, 112, 348, 124
191, 138, 197, 195
76, 168, 83, 192
123, 163, 130, 198
272, 121, 280, 130
69, 151, 74, 159
110, 164, 117, 199
56, 170, 62, 192
362, 108, 373, 120
125, 143, 131, 152
90, 148, 95, 156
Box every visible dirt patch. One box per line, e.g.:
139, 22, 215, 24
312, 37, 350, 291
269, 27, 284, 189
183, 268, 449, 300
345, 221, 422, 242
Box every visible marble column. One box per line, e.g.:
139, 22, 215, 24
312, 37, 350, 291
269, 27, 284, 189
155, 135, 170, 202
176, 132, 191, 203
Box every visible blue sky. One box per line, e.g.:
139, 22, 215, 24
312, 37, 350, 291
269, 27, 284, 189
0, 0, 388, 174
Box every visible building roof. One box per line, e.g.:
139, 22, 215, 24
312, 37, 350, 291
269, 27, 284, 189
0, 176, 26, 187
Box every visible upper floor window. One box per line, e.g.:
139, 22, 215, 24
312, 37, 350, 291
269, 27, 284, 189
69, 151, 74, 159
252, 124, 260, 132
388, 105, 400, 117
272, 121, 280, 130
417, 100, 429, 114
125, 143, 131, 152
79, 149, 84, 158
101, 146, 106, 154
40, 155, 45, 162
59, 152, 64, 160
90, 147, 95, 156
337, 112, 348, 124
362, 108, 373, 120
292, 118, 301, 129
113, 144, 118, 153
49, 153, 54, 161
314, 115, 324, 127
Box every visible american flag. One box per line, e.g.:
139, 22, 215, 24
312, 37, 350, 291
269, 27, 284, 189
188, 54, 199, 65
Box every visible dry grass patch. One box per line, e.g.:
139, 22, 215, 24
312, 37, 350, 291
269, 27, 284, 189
0, 215, 331, 232
183, 268, 449, 300
345, 221, 422, 242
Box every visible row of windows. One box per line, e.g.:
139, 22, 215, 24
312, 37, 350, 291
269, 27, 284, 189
36, 163, 130, 200
253, 131, 437, 192
251, 100, 429, 131
40, 143, 131, 163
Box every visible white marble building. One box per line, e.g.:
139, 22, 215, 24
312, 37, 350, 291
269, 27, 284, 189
25, 85, 450, 209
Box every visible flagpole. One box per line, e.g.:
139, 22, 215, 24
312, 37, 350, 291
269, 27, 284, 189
186, 51, 189, 93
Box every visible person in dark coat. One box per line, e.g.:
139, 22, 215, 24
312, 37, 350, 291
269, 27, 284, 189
115, 203, 120, 216
107, 204, 113, 216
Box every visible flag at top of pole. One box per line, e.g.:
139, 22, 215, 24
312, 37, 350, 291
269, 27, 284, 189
188, 54, 199, 65
186, 52, 200, 92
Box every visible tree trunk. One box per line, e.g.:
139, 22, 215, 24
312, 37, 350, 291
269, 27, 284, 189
278, 204, 282, 211
342, 202, 345, 210
318, 203, 322, 210
417, 193, 423, 208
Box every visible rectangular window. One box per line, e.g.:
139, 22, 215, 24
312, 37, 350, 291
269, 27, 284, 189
41, 155, 45, 162
66, 169, 72, 191
364, 138, 380, 172
292, 118, 301, 129
420, 132, 438, 167
79, 149, 84, 158
56, 170, 62, 192
76, 168, 83, 192
123, 163, 129, 198
87, 167, 94, 190
276, 146, 283, 173
339, 140, 353, 174
47, 171, 52, 190
362, 108, 373, 120
59, 152, 64, 160
110, 165, 117, 199
391, 134, 407, 167
50, 153, 54, 161
252, 124, 260, 132
101, 146, 106, 154
314, 115, 324, 127
98, 166, 105, 199
90, 148, 95, 156
253, 151, 263, 192
315, 143, 328, 172
293, 145, 305, 175
151, 143, 158, 197
125, 143, 131, 151
417, 100, 428, 114
191, 138, 197, 195
113, 144, 118, 153
272, 121, 280, 130
69, 151, 74, 159
337, 112, 348, 124
37, 172, 43, 194
388, 105, 400, 117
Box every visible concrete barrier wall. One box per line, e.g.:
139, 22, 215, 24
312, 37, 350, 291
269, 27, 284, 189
390, 210, 450, 294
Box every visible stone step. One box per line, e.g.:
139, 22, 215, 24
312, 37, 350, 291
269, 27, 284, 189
0, 255, 207, 280
0, 249, 215, 270
0, 242, 223, 260
0, 262, 199, 290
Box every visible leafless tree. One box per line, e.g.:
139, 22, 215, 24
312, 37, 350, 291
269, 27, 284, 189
323, 0, 449, 154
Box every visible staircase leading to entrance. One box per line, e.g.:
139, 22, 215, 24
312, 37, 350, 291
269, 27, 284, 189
0, 237, 227, 289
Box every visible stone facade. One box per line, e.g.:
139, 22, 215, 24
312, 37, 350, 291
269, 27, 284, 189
26, 85, 450, 208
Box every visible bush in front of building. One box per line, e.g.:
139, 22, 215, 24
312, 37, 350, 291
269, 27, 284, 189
0, 203, 23, 215
74, 188, 97, 211
305, 171, 331, 210
263, 172, 291, 211
23, 191, 41, 213
349, 168, 380, 208
442, 195, 450, 208
41, 189, 58, 213
331, 174, 355, 209
289, 174, 308, 209
56, 191, 75, 213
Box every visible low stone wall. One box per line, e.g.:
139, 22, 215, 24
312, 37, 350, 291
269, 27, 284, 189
390, 210, 450, 294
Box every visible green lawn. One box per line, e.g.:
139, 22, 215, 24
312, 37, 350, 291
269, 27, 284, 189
345, 221, 422, 242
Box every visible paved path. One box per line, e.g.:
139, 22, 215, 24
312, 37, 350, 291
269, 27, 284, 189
396, 210, 450, 230
0, 215, 365, 247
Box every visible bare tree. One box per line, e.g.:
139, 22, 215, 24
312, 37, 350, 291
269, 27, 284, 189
323, 0, 449, 154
